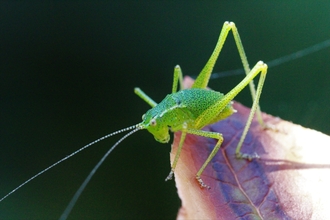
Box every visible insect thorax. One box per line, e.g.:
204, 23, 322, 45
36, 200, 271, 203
144, 88, 234, 132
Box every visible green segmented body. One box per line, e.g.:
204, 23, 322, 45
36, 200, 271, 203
141, 89, 235, 143
136, 21, 268, 189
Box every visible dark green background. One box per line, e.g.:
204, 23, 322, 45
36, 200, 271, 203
1, 1, 329, 219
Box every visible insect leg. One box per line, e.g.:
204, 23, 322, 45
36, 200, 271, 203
193, 61, 267, 159
165, 131, 187, 181
186, 128, 224, 189
192, 21, 265, 126
134, 87, 157, 107
192, 21, 233, 89
230, 22, 264, 126
172, 65, 184, 93
235, 62, 268, 159
193, 62, 266, 130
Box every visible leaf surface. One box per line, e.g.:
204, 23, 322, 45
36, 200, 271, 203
171, 77, 330, 220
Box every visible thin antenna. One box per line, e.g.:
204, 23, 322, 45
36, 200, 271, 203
0, 124, 140, 203
209, 38, 330, 79
59, 127, 141, 220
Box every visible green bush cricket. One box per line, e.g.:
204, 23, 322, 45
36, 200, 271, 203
1, 21, 268, 219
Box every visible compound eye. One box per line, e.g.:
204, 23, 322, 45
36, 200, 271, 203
150, 118, 157, 126
142, 114, 146, 120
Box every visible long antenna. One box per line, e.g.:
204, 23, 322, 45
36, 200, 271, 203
0, 124, 140, 203
59, 127, 141, 220
209, 38, 330, 79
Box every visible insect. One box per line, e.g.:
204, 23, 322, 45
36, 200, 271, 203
135, 21, 267, 187
0, 21, 267, 219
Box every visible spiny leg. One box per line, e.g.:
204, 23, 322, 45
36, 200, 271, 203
172, 65, 184, 93
192, 21, 233, 89
191, 21, 264, 125
230, 23, 264, 126
134, 87, 157, 107
235, 62, 267, 159
186, 128, 224, 189
166, 126, 224, 189
165, 131, 187, 181
198, 61, 267, 159
193, 61, 267, 161
194, 61, 267, 130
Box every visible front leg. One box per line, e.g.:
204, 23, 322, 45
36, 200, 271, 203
186, 128, 224, 189
166, 126, 224, 190
165, 130, 187, 181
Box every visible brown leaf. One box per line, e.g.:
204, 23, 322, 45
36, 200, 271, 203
170, 77, 330, 219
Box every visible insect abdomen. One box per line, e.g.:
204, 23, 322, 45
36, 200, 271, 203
176, 89, 223, 116
175, 89, 235, 126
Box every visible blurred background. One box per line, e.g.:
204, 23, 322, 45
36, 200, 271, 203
1, 1, 329, 219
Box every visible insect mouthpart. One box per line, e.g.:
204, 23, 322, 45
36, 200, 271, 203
155, 135, 170, 143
